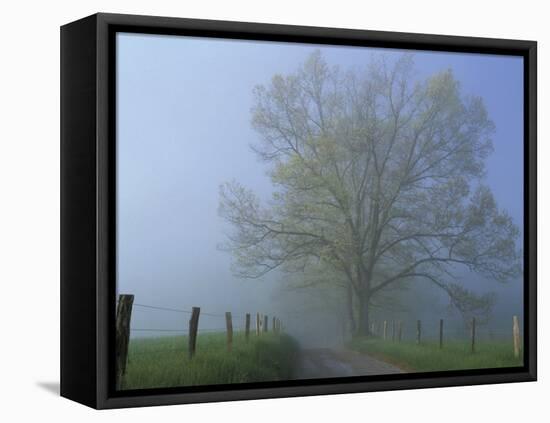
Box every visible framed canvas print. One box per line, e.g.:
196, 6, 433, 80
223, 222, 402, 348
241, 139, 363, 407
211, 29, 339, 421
60, 13, 537, 409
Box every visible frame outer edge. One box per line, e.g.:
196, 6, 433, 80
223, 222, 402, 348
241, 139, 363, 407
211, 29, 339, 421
527, 42, 537, 380
96, 12, 112, 409
60, 14, 99, 409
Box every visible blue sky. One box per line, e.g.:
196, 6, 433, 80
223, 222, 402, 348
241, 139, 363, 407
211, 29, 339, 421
116, 33, 524, 337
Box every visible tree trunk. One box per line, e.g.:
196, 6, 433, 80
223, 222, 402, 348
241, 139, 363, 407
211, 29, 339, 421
357, 293, 370, 337
346, 284, 356, 335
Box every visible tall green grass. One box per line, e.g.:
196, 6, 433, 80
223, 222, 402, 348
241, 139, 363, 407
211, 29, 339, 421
121, 332, 298, 390
349, 337, 523, 372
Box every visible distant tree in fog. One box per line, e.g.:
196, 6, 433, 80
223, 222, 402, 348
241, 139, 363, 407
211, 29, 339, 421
219, 51, 521, 337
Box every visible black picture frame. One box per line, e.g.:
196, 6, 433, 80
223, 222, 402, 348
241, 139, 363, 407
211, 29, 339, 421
60, 12, 537, 409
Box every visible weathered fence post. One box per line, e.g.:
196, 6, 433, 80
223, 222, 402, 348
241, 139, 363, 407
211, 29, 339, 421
116, 294, 134, 389
383, 320, 387, 340
416, 320, 421, 344
245, 313, 251, 341
439, 319, 444, 349
188, 306, 200, 359
392, 321, 396, 341
513, 315, 520, 358
225, 312, 233, 352
398, 321, 402, 342
264, 315, 269, 332
272, 316, 276, 332
471, 317, 476, 353
256, 313, 261, 335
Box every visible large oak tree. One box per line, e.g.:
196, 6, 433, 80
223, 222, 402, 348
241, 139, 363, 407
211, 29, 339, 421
219, 52, 521, 336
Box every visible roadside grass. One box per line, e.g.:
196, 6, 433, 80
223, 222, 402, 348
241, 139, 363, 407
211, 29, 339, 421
349, 337, 523, 372
121, 332, 299, 390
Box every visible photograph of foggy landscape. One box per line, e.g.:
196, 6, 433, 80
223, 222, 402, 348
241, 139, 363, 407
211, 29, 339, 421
114, 32, 524, 390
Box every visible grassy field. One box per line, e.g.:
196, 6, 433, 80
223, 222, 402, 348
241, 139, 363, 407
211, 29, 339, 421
120, 331, 299, 390
349, 337, 523, 372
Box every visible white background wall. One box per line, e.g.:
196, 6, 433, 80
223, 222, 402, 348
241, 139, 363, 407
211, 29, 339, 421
0, 0, 546, 421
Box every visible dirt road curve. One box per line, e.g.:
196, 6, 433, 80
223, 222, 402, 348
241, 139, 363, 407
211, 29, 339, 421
293, 348, 403, 379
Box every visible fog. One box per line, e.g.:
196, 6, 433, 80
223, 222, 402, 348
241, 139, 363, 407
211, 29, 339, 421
116, 33, 523, 346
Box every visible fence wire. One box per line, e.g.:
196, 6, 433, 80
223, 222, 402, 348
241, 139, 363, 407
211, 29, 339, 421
123, 299, 256, 336
131, 302, 248, 319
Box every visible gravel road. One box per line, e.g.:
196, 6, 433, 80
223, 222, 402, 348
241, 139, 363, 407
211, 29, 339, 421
293, 348, 403, 379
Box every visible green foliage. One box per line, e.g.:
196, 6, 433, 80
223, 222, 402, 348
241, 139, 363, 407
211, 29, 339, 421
219, 51, 522, 335
120, 332, 299, 390
349, 337, 522, 372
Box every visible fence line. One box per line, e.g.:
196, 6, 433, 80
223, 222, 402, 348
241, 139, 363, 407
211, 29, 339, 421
116, 294, 285, 386
369, 315, 522, 358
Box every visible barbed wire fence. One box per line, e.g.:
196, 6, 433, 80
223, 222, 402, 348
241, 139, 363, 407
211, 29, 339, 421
115, 294, 284, 389
368, 315, 522, 356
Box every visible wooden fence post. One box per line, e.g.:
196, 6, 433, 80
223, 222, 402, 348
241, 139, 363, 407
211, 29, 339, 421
416, 320, 421, 344
513, 315, 520, 358
116, 294, 134, 389
471, 317, 476, 353
264, 315, 269, 332
392, 320, 396, 341
439, 319, 444, 349
383, 320, 387, 340
256, 313, 261, 335
398, 321, 402, 342
272, 316, 276, 332
245, 313, 251, 341
188, 306, 200, 359
225, 312, 233, 352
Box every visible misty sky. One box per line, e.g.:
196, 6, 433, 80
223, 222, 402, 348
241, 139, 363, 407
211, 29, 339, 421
116, 33, 524, 341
